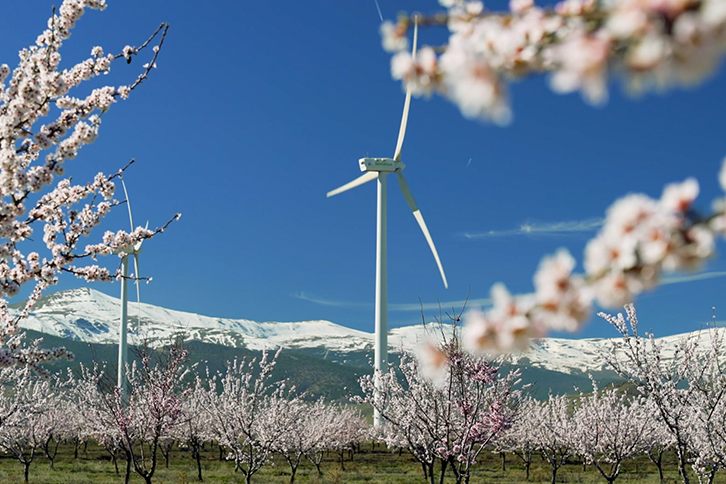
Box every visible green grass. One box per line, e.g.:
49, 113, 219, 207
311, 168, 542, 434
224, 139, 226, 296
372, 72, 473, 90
2, 441, 725, 484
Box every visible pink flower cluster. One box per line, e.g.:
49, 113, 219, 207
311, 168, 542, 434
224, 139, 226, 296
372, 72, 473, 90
462, 160, 726, 354
383, 0, 726, 122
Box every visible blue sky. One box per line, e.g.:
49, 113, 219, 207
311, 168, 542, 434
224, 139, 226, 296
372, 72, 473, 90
2, 0, 726, 340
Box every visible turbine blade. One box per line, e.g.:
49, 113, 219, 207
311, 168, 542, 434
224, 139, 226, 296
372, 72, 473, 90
327, 171, 378, 198
396, 170, 448, 288
396, 169, 418, 212
121, 179, 135, 231
393, 17, 418, 162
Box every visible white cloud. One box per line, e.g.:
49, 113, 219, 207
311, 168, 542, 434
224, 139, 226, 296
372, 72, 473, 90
463, 217, 604, 239
295, 291, 490, 312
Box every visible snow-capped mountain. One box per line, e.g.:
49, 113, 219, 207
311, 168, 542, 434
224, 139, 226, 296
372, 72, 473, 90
13, 288, 709, 375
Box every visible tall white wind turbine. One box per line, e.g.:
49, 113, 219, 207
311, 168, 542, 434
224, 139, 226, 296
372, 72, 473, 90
326, 18, 447, 427
117, 180, 145, 397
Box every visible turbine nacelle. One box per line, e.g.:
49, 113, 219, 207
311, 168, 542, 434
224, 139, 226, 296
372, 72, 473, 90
359, 157, 404, 173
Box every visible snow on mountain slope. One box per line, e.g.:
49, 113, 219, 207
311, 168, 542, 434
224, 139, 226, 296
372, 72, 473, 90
14, 288, 713, 375
17, 288, 375, 352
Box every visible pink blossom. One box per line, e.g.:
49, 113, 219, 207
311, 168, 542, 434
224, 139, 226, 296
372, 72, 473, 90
380, 21, 408, 52
549, 31, 612, 105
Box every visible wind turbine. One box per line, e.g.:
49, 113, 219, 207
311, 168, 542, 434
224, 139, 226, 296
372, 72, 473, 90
117, 180, 145, 397
326, 18, 447, 427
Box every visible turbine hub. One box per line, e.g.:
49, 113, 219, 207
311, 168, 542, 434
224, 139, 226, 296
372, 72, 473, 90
359, 157, 402, 173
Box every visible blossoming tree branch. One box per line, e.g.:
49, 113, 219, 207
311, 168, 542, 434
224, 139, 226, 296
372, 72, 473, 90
0, 0, 177, 372
380, 0, 726, 354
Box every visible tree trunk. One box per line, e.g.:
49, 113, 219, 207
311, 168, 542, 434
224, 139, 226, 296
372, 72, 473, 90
676, 444, 692, 484
124, 451, 132, 484
708, 467, 718, 484
501, 452, 506, 471
289, 465, 298, 484
648, 447, 665, 484
23, 461, 30, 483
439, 459, 449, 484
112, 451, 119, 475
193, 445, 203, 481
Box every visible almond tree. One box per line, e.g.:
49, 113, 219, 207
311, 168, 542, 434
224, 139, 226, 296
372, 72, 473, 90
201, 348, 294, 484
0, 0, 177, 371
38, 395, 77, 469
327, 405, 368, 471
573, 382, 658, 484
270, 398, 349, 483
683, 323, 726, 484
643, 410, 675, 484
601, 305, 726, 484
71, 341, 190, 484
359, 338, 522, 484
0, 367, 53, 483
177, 373, 214, 482
121, 343, 190, 484
528, 393, 576, 484
67, 362, 127, 476
494, 396, 538, 480
270, 396, 310, 483
294, 401, 368, 477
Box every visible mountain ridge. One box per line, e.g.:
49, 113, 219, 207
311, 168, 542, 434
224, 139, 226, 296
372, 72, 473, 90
10, 287, 714, 379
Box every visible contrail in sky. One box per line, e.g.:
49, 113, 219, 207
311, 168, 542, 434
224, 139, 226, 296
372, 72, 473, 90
374, 0, 384, 21
463, 217, 604, 238
295, 291, 491, 311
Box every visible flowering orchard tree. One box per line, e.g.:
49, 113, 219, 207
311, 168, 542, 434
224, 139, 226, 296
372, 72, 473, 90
0, 367, 53, 483
122, 343, 190, 484
528, 393, 576, 484
358, 338, 522, 484
644, 415, 675, 484
0, 0, 176, 371
290, 401, 368, 477
689, 349, 726, 482
573, 381, 659, 484
601, 305, 726, 484
269, 395, 313, 483
38, 394, 78, 468
493, 396, 538, 480
66, 363, 126, 474
326, 404, 368, 471
200, 349, 297, 484
270, 398, 357, 482
379, 1, 726, 355
177, 373, 214, 482
70, 341, 189, 484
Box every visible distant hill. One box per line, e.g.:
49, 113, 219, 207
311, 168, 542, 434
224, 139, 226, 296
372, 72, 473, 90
12, 287, 710, 398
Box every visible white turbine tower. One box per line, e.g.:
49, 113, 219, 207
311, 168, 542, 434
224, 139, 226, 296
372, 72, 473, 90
118, 180, 145, 397
326, 18, 447, 427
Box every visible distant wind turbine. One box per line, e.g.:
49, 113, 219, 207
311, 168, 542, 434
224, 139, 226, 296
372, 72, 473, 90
117, 180, 146, 397
326, 18, 447, 427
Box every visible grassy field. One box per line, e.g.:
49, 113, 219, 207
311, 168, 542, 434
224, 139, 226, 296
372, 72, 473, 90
0, 441, 724, 484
